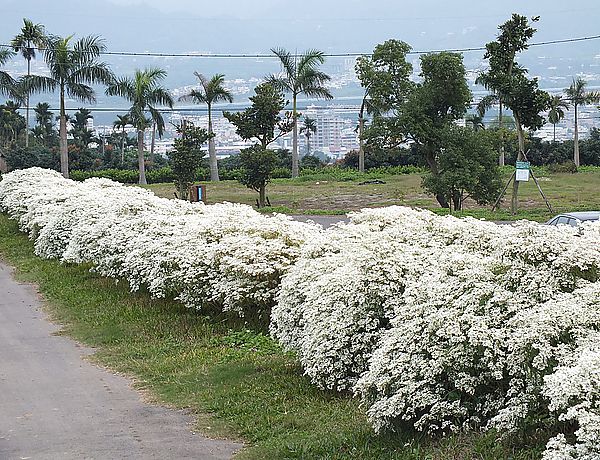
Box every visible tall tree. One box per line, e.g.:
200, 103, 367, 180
106, 68, 173, 185
71, 107, 94, 148
355, 40, 413, 173
11, 19, 46, 147
32, 102, 55, 146
266, 48, 333, 178
0, 101, 26, 147
0, 49, 18, 100
179, 73, 233, 182
401, 52, 472, 208
23, 35, 113, 178
300, 116, 317, 155
113, 114, 131, 165
478, 14, 550, 213
465, 113, 485, 131
564, 77, 600, 166
168, 121, 208, 200
547, 95, 569, 143
223, 82, 293, 150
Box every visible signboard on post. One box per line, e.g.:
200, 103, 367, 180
189, 184, 207, 203
515, 161, 530, 182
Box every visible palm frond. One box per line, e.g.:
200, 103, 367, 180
297, 49, 326, 76
106, 76, 135, 101
148, 87, 174, 108
178, 88, 207, 104
148, 106, 165, 137
21, 74, 58, 94
264, 74, 292, 94
271, 47, 296, 79
66, 82, 96, 103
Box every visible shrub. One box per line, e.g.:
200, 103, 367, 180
273, 206, 600, 456
0, 168, 321, 321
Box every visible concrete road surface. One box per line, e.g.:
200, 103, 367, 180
0, 262, 242, 460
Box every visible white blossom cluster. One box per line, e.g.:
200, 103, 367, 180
3, 169, 600, 456
272, 206, 600, 457
0, 168, 321, 317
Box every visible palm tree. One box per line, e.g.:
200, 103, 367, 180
33, 102, 55, 146
22, 35, 113, 178
300, 116, 317, 155
106, 68, 173, 185
266, 48, 333, 178
11, 19, 47, 147
547, 95, 569, 142
564, 77, 600, 166
0, 49, 17, 100
179, 73, 233, 181
465, 113, 485, 131
113, 114, 131, 165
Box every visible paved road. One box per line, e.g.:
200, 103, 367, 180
0, 262, 242, 460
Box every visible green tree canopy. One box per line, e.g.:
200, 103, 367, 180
422, 127, 503, 211
168, 122, 209, 200
238, 146, 278, 208
223, 82, 292, 150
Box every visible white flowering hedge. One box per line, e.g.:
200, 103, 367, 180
272, 207, 600, 458
3, 169, 600, 457
0, 168, 320, 318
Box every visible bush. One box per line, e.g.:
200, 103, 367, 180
272, 206, 600, 457
547, 161, 578, 174
0, 168, 321, 322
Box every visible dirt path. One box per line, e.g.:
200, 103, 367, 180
0, 262, 242, 460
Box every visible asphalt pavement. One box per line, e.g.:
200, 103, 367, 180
0, 261, 242, 460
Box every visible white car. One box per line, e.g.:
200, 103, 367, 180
546, 211, 600, 227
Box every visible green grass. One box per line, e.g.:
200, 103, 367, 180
0, 213, 547, 459
146, 168, 600, 222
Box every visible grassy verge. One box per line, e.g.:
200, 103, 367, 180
146, 168, 600, 221
0, 213, 545, 459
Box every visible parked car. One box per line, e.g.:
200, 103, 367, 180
546, 211, 600, 227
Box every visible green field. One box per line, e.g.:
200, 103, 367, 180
146, 167, 600, 222
0, 213, 547, 459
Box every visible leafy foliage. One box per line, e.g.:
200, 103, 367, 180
223, 82, 292, 149
238, 146, 278, 208
167, 122, 208, 200
422, 127, 503, 210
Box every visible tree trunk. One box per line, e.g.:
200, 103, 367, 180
121, 128, 126, 165
511, 114, 525, 215
553, 123, 556, 143
573, 104, 580, 167
59, 88, 69, 178
498, 101, 504, 166
424, 149, 449, 208
291, 94, 299, 178
258, 184, 266, 208
358, 115, 365, 173
137, 129, 147, 185
208, 104, 219, 181
25, 58, 31, 148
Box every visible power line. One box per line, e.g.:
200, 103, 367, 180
2, 34, 600, 58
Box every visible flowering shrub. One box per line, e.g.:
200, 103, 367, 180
0, 168, 320, 317
3, 169, 600, 456
273, 206, 600, 456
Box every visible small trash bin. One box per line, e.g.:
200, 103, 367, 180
189, 184, 207, 203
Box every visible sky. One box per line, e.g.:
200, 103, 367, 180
2, 1, 599, 121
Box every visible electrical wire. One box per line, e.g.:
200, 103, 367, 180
2, 34, 600, 58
